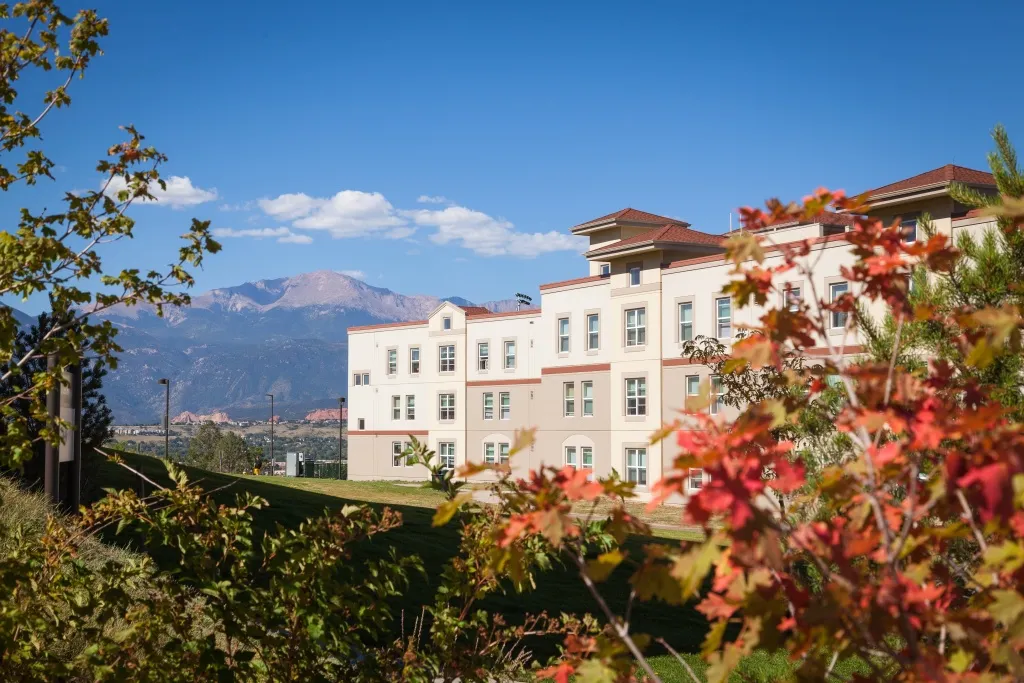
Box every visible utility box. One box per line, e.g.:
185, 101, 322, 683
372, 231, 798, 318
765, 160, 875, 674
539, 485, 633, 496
285, 452, 299, 477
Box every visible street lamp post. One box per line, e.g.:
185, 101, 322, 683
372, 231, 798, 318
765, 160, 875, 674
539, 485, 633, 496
157, 378, 170, 460
338, 396, 345, 480
266, 393, 274, 473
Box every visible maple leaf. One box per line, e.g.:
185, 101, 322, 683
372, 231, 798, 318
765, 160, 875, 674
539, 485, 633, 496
586, 550, 625, 583
535, 661, 574, 683
958, 462, 1011, 521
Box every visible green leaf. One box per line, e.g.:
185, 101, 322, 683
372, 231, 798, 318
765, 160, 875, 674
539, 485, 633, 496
990, 589, 1024, 628
432, 492, 472, 527
586, 550, 625, 582
576, 658, 617, 683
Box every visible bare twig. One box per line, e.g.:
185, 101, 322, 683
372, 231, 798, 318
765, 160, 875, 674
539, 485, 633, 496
654, 637, 702, 683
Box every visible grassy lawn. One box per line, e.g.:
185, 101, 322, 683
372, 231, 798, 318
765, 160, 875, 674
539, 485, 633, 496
89, 451, 866, 681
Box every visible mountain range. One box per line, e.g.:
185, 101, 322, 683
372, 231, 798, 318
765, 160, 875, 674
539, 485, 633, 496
82, 270, 519, 423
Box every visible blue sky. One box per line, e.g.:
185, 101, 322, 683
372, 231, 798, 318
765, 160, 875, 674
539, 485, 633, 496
10, 0, 1024, 313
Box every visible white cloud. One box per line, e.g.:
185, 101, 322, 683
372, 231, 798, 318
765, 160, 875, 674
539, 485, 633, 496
105, 175, 218, 209
258, 190, 409, 240
257, 193, 325, 221
417, 194, 449, 204
403, 205, 585, 258
219, 201, 254, 212
212, 226, 312, 245
339, 269, 366, 280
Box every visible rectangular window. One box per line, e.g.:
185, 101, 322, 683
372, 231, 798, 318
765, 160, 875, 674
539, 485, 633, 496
558, 317, 570, 353
830, 281, 849, 329
483, 392, 494, 420
499, 442, 510, 464
406, 395, 415, 420
362, 373, 369, 386
439, 393, 455, 421
438, 441, 455, 469
442, 316, 452, 330
499, 392, 511, 420
587, 313, 599, 350
686, 375, 700, 401
565, 446, 577, 468
629, 265, 641, 286
409, 347, 420, 374
564, 382, 575, 417
679, 302, 693, 342
387, 349, 397, 375
901, 218, 917, 243
357, 418, 365, 430
711, 376, 723, 415
392, 441, 404, 467
504, 340, 516, 369
484, 442, 495, 464
785, 286, 802, 312
439, 344, 455, 373
581, 446, 593, 473
689, 467, 704, 490
625, 378, 647, 416
582, 381, 594, 417
716, 297, 732, 339
478, 342, 489, 371
391, 395, 401, 420
625, 307, 646, 347
600, 263, 610, 276
626, 448, 647, 486
353, 373, 362, 386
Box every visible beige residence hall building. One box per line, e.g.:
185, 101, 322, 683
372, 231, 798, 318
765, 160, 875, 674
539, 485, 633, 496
346, 164, 1000, 497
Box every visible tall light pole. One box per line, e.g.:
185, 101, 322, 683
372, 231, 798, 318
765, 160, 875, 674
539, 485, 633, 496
338, 396, 345, 480
157, 378, 170, 460
266, 393, 274, 472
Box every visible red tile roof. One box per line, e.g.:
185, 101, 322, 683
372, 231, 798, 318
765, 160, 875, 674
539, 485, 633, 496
572, 207, 690, 231
866, 164, 994, 198
538, 274, 608, 291
456, 305, 491, 315
466, 308, 541, 320
348, 319, 427, 332
752, 211, 858, 232
585, 224, 724, 256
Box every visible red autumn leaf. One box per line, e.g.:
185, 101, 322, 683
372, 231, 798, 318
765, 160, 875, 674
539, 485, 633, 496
535, 661, 574, 683
958, 462, 1011, 521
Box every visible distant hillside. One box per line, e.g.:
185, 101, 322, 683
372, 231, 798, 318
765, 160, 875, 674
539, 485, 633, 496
92, 270, 522, 423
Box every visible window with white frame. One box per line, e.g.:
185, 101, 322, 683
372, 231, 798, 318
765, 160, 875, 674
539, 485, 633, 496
391, 395, 401, 420
710, 376, 724, 415
582, 381, 594, 417
439, 344, 455, 372
625, 307, 646, 347
387, 349, 397, 375
829, 281, 849, 329
558, 317, 570, 353
625, 447, 647, 485
439, 393, 455, 421
901, 217, 917, 243
357, 418, 365, 430
581, 446, 593, 474
499, 392, 510, 420
504, 340, 516, 369
406, 395, 415, 420
587, 313, 599, 350
362, 373, 369, 385
478, 342, 489, 371
564, 382, 575, 416
410, 347, 420, 374
600, 263, 610, 276
565, 445, 577, 468
442, 316, 452, 330
715, 297, 732, 339
679, 301, 693, 342
625, 378, 646, 416
499, 442, 510, 464
689, 468, 704, 490
392, 441, 404, 467
482, 392, 494, 420
686, 375, 699, 403
484, 442, 495, 464
784, 286, 802, 312
438, 441, 455, 469
628, 264, 641, 286
353, 373, 362, 386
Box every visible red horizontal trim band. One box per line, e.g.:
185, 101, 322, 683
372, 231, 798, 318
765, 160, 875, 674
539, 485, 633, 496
466, 308, 540, 320
539, 274, 609, 291
541, 363, 611, 375
348, 320, 427, 333
467, 378, 542, 387
348, 430, 429, 436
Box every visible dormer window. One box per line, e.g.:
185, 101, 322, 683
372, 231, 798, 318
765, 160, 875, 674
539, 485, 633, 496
600, 264, 610, 276
442, 316, 452, 330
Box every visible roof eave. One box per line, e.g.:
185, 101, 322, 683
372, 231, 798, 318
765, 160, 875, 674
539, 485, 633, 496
861, 180, 997, 209
572, 218, 691, 235
584, 241, 722, 260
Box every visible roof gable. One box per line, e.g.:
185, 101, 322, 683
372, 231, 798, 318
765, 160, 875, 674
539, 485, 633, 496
572, 207, 691, 232
867, 164, 995, 198
585, 224, 724, 257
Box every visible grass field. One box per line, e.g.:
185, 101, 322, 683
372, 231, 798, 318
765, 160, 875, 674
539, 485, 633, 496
90, 452, 869, 681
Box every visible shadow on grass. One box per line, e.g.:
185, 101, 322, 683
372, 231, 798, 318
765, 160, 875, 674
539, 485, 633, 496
91, 451, 712, 657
